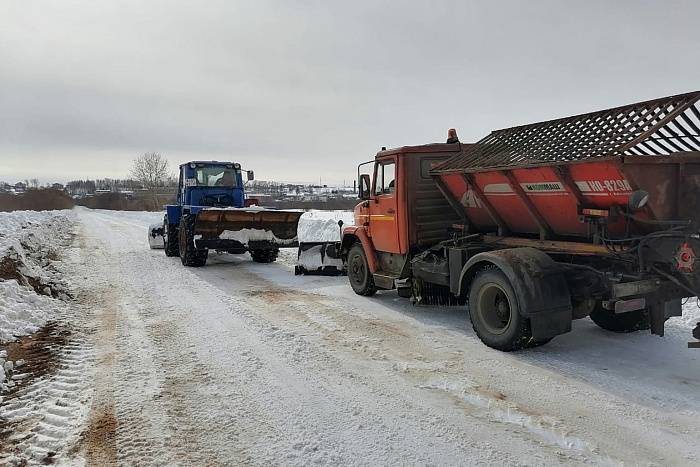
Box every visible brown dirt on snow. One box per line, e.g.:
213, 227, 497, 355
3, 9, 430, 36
3, 323, 70, 397
0, 323, 71, 460
81, 407, 118, 466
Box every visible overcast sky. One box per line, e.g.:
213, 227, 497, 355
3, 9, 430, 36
1, 0, 699, 185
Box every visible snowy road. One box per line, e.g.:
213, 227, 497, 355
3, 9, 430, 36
7, 207, 700, 465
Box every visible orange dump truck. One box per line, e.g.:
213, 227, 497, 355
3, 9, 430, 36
341, 91, 700, 351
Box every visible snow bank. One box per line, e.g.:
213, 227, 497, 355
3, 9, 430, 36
0, 210, 73, 334
0, 280, 62, 342
0, 210, 71, 257
0, 210, 74, 394
297, 210, 354, 243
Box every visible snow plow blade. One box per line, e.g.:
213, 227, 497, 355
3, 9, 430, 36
193, 208, 304, 249
295, 242, 345, 276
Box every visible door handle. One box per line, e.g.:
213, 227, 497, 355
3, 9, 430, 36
387, 208, 395, 214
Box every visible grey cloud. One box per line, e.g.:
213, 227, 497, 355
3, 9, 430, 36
1, 0, 699, 183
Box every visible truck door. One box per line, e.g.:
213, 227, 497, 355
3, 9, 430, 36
370, 159, 400, 253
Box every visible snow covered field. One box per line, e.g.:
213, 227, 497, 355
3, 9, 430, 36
1, 207, 700, 465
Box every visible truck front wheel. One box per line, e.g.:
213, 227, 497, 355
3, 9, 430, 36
179, 213, 208, 267
589, 304, 650, 333
347, 244, 377, 296
468, 267, 537, 351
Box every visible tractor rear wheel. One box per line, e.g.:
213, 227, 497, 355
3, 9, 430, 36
589, 303, 650, 333
468, 267, 537, 351
250, 248, 279, 263
164, 217, 180, 257
178, 213, 208, 267
347, 244, 377, 296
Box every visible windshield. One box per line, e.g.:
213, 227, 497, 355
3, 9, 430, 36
195, 167, 238, 187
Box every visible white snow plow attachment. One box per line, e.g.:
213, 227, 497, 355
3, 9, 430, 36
148, 223, 165, 249
295, 211, 354, 275
193, 208, 304, 250
296, 242, 345, 275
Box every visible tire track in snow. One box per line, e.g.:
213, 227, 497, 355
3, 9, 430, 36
80, 286, 118, 466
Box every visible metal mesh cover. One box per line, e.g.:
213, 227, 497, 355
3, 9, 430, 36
432, 91, 700, 173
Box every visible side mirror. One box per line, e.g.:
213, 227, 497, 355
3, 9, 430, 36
246, 170, 255, 181
359, 174, 371, 200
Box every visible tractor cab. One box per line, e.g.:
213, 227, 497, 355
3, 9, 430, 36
177, 161, 253, 208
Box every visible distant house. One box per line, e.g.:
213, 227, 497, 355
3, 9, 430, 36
14, 182, 27, 193
51, 183, 65, 191
0, 182, 11, 192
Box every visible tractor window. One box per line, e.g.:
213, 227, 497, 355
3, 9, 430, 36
195, 167, 238, 187
375, 162, 396, 195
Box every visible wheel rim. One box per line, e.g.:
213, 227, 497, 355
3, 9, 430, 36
476, 283, 512, 335
349, 253, 366, 287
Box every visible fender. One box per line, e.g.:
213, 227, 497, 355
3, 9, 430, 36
165, 205, 182, 225
459, 247, 573, 340
341, 225, 378, 273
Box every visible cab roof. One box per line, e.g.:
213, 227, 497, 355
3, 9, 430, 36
179, 161, 237, 167
376, 142, 461, 158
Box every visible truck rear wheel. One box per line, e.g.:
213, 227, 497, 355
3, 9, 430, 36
179, 213, 208, 267
250, 248, 279, 263
468, 267, 536, 351
164, 217, 180, 257
589, 303, 650, 333
347, 244, 377, 296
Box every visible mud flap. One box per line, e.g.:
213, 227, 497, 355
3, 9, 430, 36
296, 242, 345, 276
193, 208, 303, 249
649, 298, 682, 337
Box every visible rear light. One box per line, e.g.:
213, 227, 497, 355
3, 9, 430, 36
676, 242, 697, 273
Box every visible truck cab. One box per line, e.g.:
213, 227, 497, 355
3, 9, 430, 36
341, 134, 465, 292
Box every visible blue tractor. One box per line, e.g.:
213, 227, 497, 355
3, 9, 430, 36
162, 161, 303, 267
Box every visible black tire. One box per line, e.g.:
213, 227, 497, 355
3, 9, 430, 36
589, 303, 650, 333
178, 213, 208, 267
250, 248, 279, 263
164, 217, 180, 257
347, 244, 377, 296
468, 267, 538, 351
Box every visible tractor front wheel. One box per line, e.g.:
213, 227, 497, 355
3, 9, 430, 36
178, 213, 208, 267
164, 216, 180, 257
